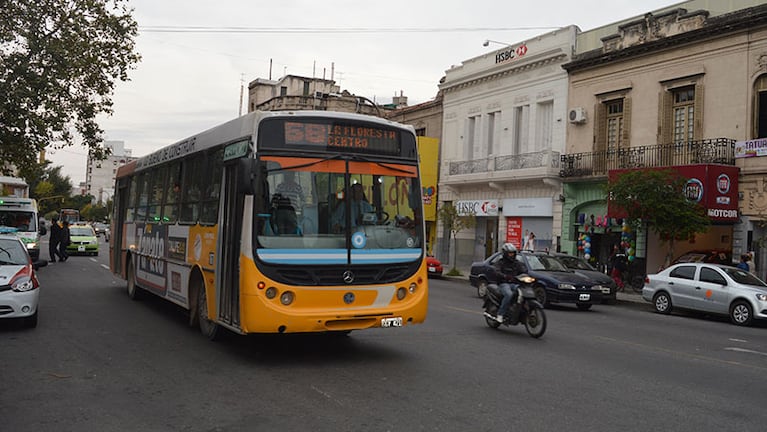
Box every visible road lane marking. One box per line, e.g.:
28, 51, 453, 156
596, 336, 767, 371
724, 347, 767, 357
729, 338, 748, 343
101, 264, 110, 270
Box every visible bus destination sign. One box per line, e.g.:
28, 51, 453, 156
284, 122, 400, 155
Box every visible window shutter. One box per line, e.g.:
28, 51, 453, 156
593, 102, 607, 152
693, 83, 704, 140
622, 97, 632, 148
658, 90, 673, 145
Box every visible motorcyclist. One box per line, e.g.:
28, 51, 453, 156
493, 243, 527, 323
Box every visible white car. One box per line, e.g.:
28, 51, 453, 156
643, 262, 767, 326
0, 235, 45, 328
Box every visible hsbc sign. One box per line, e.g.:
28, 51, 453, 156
455, 199, 499, 216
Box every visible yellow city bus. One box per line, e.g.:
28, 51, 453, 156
110, 110, 428, 339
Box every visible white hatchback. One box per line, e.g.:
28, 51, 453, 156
0, 235, 45, 328
643, 262, 767, 326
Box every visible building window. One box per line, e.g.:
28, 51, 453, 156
659, 80, 702, 145
513, 105, 529, 155
280, 86, 287, 96
606, 99, 624, 151
487, 111, 501, 155
303, 81, 310, 96
753, 75, 767, 138
536, 101, 553, 150
466, 115, 480, 160
415, 128, 426, 136
673, 86, 695, 144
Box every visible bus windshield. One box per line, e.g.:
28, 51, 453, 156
255, 156, 423, 265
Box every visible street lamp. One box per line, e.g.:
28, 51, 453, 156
483, 39, 512, 47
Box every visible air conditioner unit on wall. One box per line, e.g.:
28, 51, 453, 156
568, 107, 587, 124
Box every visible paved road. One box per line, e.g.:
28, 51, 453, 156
2, 246, 766, 432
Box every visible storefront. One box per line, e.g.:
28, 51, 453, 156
455, 199, 499, 263
502, 198, 554, 253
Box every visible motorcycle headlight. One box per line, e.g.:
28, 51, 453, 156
558, 283, 576, 290
12, 277, 35, 292
757, 293, 767, 301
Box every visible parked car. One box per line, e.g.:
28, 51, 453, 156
426, 254, 443, 277
470, 251, 604, 310
66, 224, 99, 256
0, 235, 46, 327
554, 253, 617, 304
643, 262, 767, 326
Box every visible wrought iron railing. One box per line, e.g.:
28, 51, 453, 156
448, 150, 560, 175
559, 138, 735, 178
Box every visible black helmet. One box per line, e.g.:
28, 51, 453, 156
501, 243, 517, 258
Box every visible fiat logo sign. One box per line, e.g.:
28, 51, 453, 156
717, 173, 731, 194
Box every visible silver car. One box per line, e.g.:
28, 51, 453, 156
643, 263, 767, 326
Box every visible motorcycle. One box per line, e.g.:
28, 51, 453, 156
482, 274, 547, 338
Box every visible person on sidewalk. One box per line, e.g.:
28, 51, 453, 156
48, 216, 63, 263
608, 245, 626, 290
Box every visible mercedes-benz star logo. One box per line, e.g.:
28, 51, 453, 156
343, 270, 354, 284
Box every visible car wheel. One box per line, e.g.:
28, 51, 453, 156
653, 291, 672, 314
533, 285, 548, 306
477, 278, 488, 298
24, 310, 38, 328
576, 303, 592, 311
126, 258, 143, 300
729, 300, 753, 326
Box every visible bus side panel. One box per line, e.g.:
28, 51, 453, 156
237, 255, 429, 334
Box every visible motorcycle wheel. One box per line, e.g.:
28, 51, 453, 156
484, 307, 501, 329
524, 306, 547, 338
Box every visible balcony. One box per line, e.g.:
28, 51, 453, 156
559, 138, 735, 178
448, 150, 561, 176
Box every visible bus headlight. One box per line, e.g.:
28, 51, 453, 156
280, 291, 294, 305
396, 287, 407, 300
409, 282, 417, 293
265, 287, 277, 299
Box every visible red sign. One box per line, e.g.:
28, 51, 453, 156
506, 217, 523, 249
608, 164, 739, 222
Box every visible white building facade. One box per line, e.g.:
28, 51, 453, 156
86, 140, 136, 205
437, 26, 577, 271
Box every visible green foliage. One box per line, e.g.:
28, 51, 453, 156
605, 169, 710, 266
0, 0, 141, 174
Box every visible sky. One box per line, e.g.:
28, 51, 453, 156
49, 0, 682, 185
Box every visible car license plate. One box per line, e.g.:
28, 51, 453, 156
579, 293, 590, 301
78, 246, 85, 252
381, 317, 402, 327
428, 267, 435, 272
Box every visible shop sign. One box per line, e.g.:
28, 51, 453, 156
735, 138, 767, 158
506, 217, 523, 249
455, 199, 498, 216
608, 165, 739, 223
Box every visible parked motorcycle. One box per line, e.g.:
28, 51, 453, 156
482, 274, 547, 338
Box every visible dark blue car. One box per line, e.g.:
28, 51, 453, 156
469, 251, 604, 310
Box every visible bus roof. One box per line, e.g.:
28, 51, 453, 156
133, 110, 415, 173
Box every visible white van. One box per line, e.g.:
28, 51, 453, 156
0, 197, 46, 264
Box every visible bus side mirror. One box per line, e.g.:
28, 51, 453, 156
238, 158, 257, 195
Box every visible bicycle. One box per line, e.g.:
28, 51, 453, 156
615, 266, 645, 293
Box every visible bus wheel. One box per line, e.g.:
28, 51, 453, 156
126, 258, 142, 300
197, 281, 220, 341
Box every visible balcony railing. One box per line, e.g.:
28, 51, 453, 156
449, 150, 560, 175
559, 138, 735, 178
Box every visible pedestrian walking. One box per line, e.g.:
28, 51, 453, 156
48, 216, 63, 262
737, 254, 749, 271
747, 251, 756, 276
59, 220, 71, 262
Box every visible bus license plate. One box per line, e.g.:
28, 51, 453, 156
579, 293, 590, 301
381, 317, 402, 327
